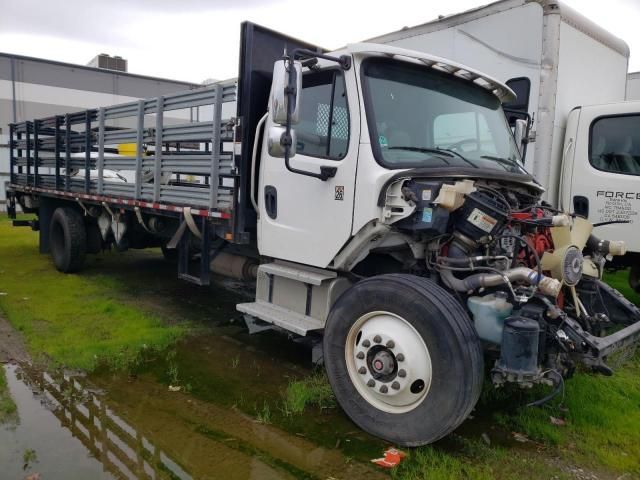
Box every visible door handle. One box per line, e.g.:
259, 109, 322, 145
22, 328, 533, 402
264, 185, 277, 219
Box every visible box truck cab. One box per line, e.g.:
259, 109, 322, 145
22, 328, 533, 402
561, 101, 640, 289
7, 22, 640, 447
369, 0, 640, 291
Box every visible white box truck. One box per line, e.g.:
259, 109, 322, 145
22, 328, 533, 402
369, 0, 640, 292
7, 21, 640, 447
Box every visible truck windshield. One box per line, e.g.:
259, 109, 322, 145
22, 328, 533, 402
362, 58, 526, 174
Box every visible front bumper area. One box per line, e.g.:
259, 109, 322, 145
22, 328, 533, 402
565, 279, 640, 370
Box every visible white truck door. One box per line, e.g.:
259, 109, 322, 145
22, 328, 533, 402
257, 67, 360, 267
566, 105, 640, 252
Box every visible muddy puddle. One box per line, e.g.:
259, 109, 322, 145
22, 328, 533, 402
1, 359, 387, 480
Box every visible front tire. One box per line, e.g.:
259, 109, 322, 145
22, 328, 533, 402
323, 274, 483, 446
50, 207, 87, 273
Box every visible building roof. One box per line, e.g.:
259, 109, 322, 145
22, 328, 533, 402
0, 51, 197, 87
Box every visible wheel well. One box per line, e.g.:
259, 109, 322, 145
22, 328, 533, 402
352, 253, 405, 277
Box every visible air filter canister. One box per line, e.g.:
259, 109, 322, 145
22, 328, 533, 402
496, 315, 540, 377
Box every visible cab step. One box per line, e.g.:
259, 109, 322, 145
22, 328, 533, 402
237, 300, 324, 336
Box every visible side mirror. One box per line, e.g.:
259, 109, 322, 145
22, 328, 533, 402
267, 125, 297, 158
513, 118, 528, 159
270, 59, 302, 125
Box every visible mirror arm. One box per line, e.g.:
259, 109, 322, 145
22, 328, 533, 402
282, 52, 342, 181
291, 48, 352, 71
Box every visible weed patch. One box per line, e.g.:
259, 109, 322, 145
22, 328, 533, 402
0, 367, 18, 425
284, 370, 335, 414
255, 401, 272, 424
395, 437, 571, 480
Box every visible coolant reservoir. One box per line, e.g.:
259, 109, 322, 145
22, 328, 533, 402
467, 292, 513, 344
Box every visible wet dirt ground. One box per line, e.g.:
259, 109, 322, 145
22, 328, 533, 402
0, 251, 390, 479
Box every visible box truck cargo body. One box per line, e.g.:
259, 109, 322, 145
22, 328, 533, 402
369, 0, 640, 286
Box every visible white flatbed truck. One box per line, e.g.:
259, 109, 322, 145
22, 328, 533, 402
7, 21, 640, 446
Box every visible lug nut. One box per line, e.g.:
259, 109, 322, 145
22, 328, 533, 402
373, 335, 382, 344
356, 351, 365, 360
379, 385, 388, 393
398, 369, 406, 378
391, 381, 400, 390
386, 340, 395, 348
367, 379, 376, 387
358, 367, 367, 374
396, 353, 405, 362
362, 339, 371, 348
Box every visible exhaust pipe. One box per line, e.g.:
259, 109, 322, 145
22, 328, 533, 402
210, 252, 258, 280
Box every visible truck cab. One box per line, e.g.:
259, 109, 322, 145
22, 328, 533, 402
257, 43, 525, 269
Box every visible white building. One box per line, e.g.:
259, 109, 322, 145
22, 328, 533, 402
0, 52, 197, 210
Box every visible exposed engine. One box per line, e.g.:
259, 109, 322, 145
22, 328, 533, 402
391, 177, 640, 394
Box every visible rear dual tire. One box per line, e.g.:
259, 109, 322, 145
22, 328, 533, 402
50, 207, 87, 273
323, 274, 483, 446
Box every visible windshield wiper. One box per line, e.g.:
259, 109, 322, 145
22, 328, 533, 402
388, 146, 451, 165
480, 155, 524, 172
389, 146, 484, 169
434, 147, 480, 169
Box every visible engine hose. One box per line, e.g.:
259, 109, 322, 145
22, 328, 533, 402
440, 237, 559, 296
439, 255, 509, 266
586, 234, 626, 256
526, 370, 564, 407
440, 267, 561, 297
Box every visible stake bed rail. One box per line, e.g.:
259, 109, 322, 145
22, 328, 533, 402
8, 80, 240, 234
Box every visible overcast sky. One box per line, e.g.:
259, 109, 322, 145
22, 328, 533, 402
1, 0, 639, 83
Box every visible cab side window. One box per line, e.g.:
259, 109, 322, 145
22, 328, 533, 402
590, 115, 640, 176
296, 69, 349, 160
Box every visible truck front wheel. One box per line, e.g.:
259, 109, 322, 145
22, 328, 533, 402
323, 274, 483, 446
50, 207, 87, 273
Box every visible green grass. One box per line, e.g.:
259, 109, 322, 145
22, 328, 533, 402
392, 446, 493, 480
488, 357, 640, 474
0, 367, 18, 425
0, 215, 187, 371
392, 437, 570, 480
605, 268, 640, 306
284, 369, 336, 414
